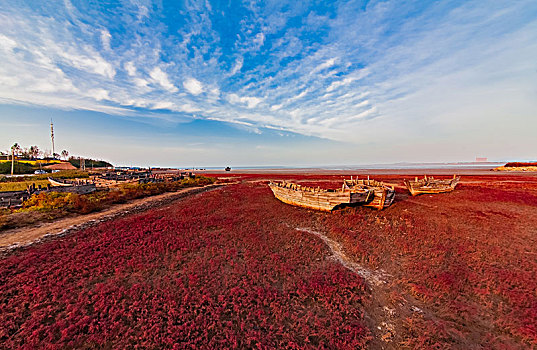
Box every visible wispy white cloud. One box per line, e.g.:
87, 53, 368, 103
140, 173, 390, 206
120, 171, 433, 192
60, 50, 116, 79
100, 29, 111, 50
88, 88, 110, 101
151, 101, 175, 110
183, 78, 204, 95
252, 32, 265, 48
311, 58, 337, 74
124, 61, 137, 76
0, 34, 17, 51
150, 67, 178, 92
326, 77, 354, 92
227, 93, 263, 108
229, 56, 243, 76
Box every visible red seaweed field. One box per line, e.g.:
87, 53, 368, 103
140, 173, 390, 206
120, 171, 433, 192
1, 173, 537, 348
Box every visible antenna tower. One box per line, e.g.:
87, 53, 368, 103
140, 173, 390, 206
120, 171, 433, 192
50, 119, 55, 158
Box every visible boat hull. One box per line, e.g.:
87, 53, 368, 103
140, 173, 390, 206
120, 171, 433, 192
48, 177, 73, 187
364, 187, 396, 210
404, 176, 460, 196
268, 182, 371, 211
344, 178, 396, 210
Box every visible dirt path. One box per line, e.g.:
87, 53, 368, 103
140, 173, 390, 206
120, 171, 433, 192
295, 226, 440, 349
296, 227, 392, 286
0, 184, 224, 252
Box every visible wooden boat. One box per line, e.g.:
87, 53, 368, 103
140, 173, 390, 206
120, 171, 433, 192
343, 176, 396, 210
404, 175, 460, 196
48, 177, 73, 187
268, 181, 373, 211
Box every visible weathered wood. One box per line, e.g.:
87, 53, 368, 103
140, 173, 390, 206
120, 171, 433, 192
268, 177, 396, 211
268, 181, 373, 211
48, 177, 74, 187
404, 175, 460, 196
343, 177, 396, 210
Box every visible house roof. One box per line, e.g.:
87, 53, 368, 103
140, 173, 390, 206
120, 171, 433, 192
44, 162, 77, 170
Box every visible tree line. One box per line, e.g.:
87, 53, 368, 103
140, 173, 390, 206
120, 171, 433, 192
2, 143, 69, 160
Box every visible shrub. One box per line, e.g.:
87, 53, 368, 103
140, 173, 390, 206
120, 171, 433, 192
21, 192, 75, 211
504, 162, 537, 167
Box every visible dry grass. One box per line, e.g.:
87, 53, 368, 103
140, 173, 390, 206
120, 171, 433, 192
0, 180, 50, 192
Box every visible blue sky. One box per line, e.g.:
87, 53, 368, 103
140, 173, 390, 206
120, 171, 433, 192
0, 0, 536, 167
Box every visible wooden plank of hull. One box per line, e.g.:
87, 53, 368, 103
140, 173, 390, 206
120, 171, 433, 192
364, 189, 387, 210
407, 187, 455, 196
271, 192, 338, 211
269, 185, 341, 211
366, 189, 395, 210
384, 189, 396, 207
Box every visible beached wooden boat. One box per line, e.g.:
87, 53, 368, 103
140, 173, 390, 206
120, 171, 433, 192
48, 177, 73, 187
268, 181, 373, 211
404, 175, 460, 196
343, 177, 396, 210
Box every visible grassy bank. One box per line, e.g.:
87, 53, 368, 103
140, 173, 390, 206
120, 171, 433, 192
0, 170, 90, 192
0, 170, 89, 183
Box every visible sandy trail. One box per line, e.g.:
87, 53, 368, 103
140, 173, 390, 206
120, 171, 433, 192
295, 227, 391, 286
294, 227, 397, 346
0, 184, 224, 252
295, 226, 438, 348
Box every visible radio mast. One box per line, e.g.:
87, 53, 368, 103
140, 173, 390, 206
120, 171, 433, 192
50, 119, 55, 159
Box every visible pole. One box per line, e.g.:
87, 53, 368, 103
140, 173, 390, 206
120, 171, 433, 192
11, 148, 14, 176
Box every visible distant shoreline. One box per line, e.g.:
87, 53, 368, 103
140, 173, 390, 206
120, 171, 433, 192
196, 167, 535, 177
150, 162, 508, 172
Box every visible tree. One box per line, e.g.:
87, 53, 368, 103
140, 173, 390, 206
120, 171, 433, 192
61, 150, 69, 160
21, 147, 30, 159
10, 143, 20, 176
29, 145, 40, 159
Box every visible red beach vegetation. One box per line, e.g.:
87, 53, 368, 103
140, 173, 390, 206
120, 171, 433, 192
1, 173, 536, 348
